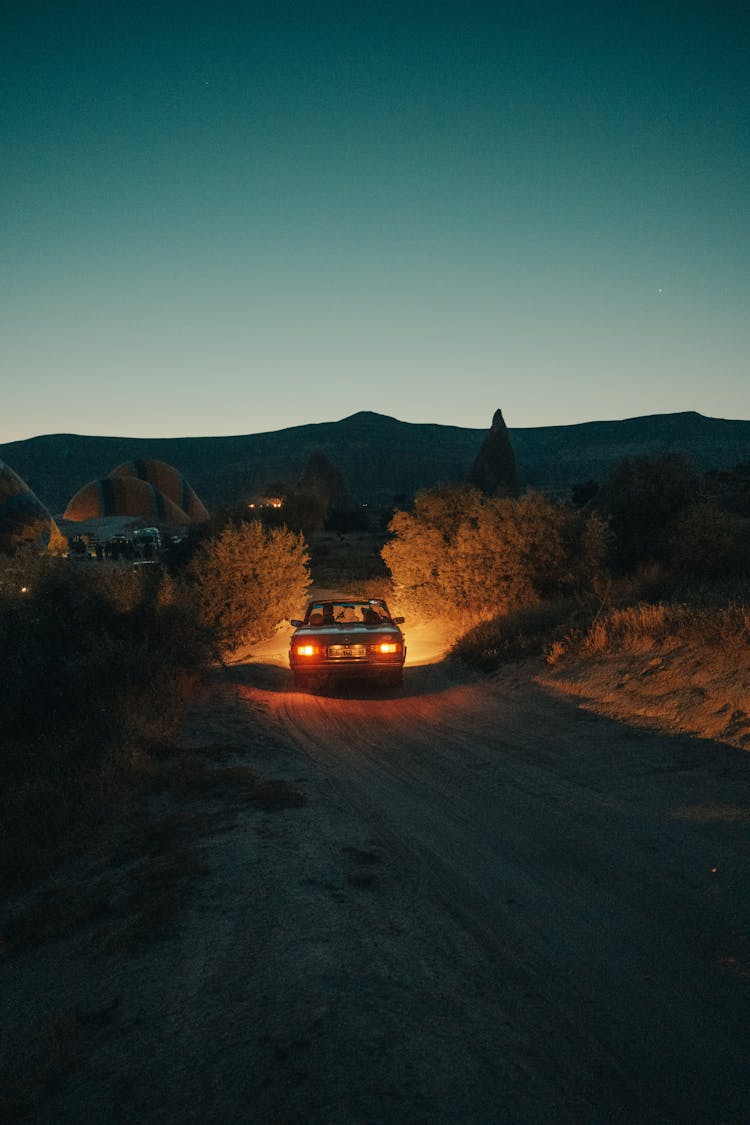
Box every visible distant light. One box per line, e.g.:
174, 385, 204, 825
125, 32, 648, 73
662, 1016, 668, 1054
248, 496, 284, 509
20, 585, 29, 594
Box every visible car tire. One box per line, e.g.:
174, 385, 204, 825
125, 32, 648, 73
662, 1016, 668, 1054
293, 673, 310, 691
385, 670, 403, 689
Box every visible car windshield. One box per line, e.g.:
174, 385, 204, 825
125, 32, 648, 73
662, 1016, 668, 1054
305, 601, 391, 626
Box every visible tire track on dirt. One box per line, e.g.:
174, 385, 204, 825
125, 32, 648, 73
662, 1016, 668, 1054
246, 661, 750, 1123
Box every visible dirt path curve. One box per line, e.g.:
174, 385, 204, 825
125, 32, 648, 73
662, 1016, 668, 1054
231, 655, 750, 1124
5, 646, 750, 1123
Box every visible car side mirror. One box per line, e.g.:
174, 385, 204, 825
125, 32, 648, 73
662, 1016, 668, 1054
289, 619, 303, 627
392, 616, 405, 624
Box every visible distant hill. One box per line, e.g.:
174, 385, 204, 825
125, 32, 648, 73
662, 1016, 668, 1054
512, 411, 750, 490
2, 410, 749, 517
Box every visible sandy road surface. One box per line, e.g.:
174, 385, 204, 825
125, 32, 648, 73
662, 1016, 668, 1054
4, 632, 750, 1123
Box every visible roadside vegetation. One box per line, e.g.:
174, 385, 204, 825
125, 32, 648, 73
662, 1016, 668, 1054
383, 456, 749, 748
382, 484, 610, 625
542, 594, 750, 750
4, 451, 747, 884
0, 555, 210, 884
185, 519, 310, 657
0, 519, 311, 888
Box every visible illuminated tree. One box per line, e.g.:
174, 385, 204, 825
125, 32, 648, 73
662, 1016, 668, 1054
187, 521, 310, 654
382, 486, 609, 622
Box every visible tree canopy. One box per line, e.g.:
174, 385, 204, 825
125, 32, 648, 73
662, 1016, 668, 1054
187, 521, 310, 655
382, 485, 609, 622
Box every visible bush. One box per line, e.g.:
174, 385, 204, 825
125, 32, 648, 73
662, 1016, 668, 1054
186, 520, 310, 655
596, 453, 700, 571
0, 556, 214, 885
668, 502, 749, 578
382, 485, 610, 624
452, 596, 601, 669
704, 461, 750, 517
568, 600, 750, 657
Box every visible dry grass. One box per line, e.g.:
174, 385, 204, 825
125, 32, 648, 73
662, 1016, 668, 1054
542, 599, 750, 669
452, 596, 601, 669
572, 602, 750, 658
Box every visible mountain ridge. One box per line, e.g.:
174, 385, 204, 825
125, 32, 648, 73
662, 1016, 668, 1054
2, 410, 748, 516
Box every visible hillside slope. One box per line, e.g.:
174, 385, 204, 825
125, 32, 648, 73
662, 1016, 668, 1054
2, 410, 748, 516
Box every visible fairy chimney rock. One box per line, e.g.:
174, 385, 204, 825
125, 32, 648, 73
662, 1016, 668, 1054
468, 409, 518, 496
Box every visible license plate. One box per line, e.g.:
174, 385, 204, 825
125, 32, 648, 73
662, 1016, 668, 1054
328, 644, 366, 658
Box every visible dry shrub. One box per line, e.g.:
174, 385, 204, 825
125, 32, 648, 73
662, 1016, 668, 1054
580, 621, 609, 655
597, 452, 700, 570
575, 600, 750, 657
545, 638, 568, 666
186, 521, 310, 656
452, 563, 750, 673
582, 604, 670, 653
452, 596, 601, 669
383, 486, 610, 626
669, 502, 749, 577
0, 556, 214, 886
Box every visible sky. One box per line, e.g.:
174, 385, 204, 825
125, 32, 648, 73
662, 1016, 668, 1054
3, 1, 748, 442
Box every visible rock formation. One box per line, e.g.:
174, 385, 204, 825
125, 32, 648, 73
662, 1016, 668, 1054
468, 409, 518, 496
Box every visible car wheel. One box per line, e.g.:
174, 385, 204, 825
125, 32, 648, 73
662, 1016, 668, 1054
385, 670, 403, 689
294, 672, 310, 690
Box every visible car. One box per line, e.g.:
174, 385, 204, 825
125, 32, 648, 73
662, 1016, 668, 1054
105, 534, 131, 560
289, 598, 406, 689
132, 527, 161, 558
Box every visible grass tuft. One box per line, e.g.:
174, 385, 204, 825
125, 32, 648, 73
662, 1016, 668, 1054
452, 596, 601, 669
573, 601, 750, 657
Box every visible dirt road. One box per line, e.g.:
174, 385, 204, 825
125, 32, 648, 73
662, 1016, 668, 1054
5, 638, 750, 1123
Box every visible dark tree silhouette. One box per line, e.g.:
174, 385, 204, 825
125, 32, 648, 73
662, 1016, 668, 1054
296, 450, 349, 513
597, 453, 700, 570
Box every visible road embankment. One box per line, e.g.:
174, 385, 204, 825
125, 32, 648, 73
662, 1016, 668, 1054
542, 632, 750, 751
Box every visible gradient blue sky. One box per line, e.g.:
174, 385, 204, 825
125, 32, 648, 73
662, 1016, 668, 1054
3, 1, 748, 442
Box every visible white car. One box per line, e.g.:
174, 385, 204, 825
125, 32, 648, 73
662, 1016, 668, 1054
289, 598, 406, 689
